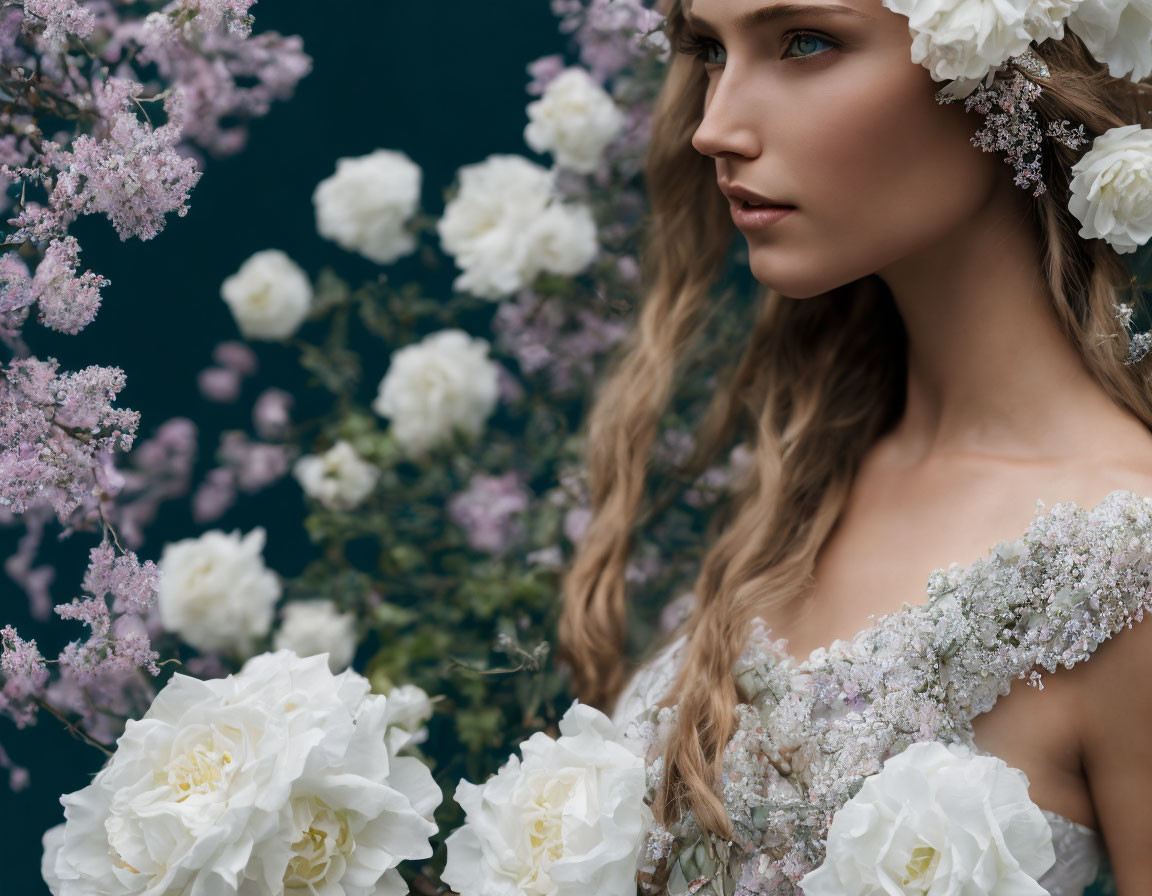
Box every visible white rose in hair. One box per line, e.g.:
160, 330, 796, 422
371, 328, 500, 457
293, 439, 379, 511
441, 701, 652, 896
1068, 0, 1152, 81
157, 527, 280, 656
1068, 124, 1152, 254
525, 67, 625, 174
312, 149, 422, 264
273, 599, 357, 672
437, 154, 599, 298
799, 740, 1056, 896
220, 249, 312, 341
882, 0, 1076, 86
41, 651, 441, 896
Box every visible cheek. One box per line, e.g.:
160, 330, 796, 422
752, 63, 1000, 294
805, 64, 996, 241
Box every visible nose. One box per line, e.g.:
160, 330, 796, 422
690, 73, 762, 160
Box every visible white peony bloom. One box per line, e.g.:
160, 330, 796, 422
312, 149, 422, 264
436, 154, 598, 299
273, 599, 357, 672
41, 650, 441, 896
157, 527, 281, 656
292, 439, 379, 511
1068, 124, 1152, 254
441, 700, 652, 896
882, 0, 1076, 85
524, 67, 626, 174
371, 328, 500, 457
1068, 0, 1152, 81
220, 249, 313, 341
799, 740, 1056, 896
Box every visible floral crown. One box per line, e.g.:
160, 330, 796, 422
879, 0, 1152, 260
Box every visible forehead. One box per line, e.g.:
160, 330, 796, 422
684, 0, 880, 28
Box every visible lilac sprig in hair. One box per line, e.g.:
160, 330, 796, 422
936, 51, 1088, 197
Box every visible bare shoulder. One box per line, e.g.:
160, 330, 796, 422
1066, 444, 1152, 891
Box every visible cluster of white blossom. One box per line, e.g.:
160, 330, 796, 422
41, 651, 440, 896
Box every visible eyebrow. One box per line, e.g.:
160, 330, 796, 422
684, 3, 874, 32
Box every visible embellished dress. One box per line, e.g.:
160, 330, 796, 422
610, 489, 1152, 896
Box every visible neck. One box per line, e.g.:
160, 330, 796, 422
875, 182, 1121, 466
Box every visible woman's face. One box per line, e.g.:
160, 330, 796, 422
685, 0, 1012, 297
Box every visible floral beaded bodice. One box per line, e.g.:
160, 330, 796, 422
613, 489, 1152, 896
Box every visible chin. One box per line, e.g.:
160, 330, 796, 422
746, 252, 850, 299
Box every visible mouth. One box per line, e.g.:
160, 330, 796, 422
728, 198, 796, 229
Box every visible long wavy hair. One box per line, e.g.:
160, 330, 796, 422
556, 1, 1152, 840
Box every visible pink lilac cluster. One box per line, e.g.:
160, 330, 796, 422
492, 289, 630, 394
197, 339, 258, 402
0, 357, 139, 520
5, 77, 201, 245
20, 0, 96, 46
0, 239, 109, 338
1, 540, 161, 743
99, 417, 199, 549
448, 472, 532, 555
0, 0, 306, 790
551, 0, 666, 83
193, 430, 295, 523
629, 489, 1152, 894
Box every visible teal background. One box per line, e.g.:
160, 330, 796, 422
1, 2, 566, 891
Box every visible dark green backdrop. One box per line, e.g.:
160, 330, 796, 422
1, 3, 566, 891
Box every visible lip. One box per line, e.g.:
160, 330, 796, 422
729, 201, 795, 230
719, 181, 796, 230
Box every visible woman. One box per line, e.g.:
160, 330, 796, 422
557, 0, 1152, 892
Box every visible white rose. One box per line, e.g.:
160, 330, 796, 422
1068, 0, 1152, 81
292, 439, 379, 511
436, 154, 599, 298
273, 599, 357, 672
524, 67, 625, 174
882, 0, 1076, 85
526, 202, 599, 278
312, 149, 422, 264
799, 740, 1056, 896
220, 249, 312, 341
381, 682, 434, 753
441, 701, 652, 896
41, 651, 441, 896
371, 328, 500, 457
1068, 124, 1152, 254
157, 527, 280, 656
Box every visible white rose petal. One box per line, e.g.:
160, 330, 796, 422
799, 740, 1056, 896
526, 202, 599, 278
882, 0, 1077, 84
441, 700, 652, 896
1068, 0, 1152, 81
273, 600, 358, 672
1068, 124, 1152, 254
220, 249, 313, 341
371, 328, 500, 457
524, 67, 625, 174
157, 527, 280, 656
293, 439, 379, 511
312, 149, 422, 265
436, 154, 599, 299
41, 650, 441, 896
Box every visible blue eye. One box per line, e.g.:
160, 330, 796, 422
677, 34, 726, 66
784, 32, 835, 59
